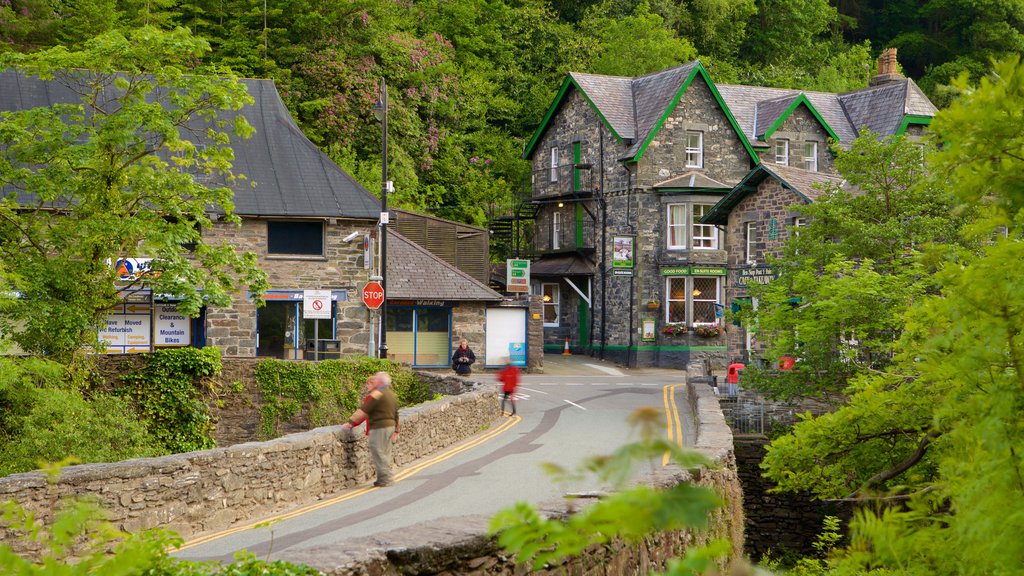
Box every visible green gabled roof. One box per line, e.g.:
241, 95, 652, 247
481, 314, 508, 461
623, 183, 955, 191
702, 164, 843, 225
523, 75, 625, 159
628, 62, 759, 164
896, 114, 931, 135
758, 93, 840, 143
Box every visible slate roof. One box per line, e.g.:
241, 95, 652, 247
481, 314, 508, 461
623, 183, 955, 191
0, 69, 380, 219
702, 164, 846, 225
386, 231, 502, 301
838, 78, 937, 137
527, 61, 936, 160
530, 254, 596, 276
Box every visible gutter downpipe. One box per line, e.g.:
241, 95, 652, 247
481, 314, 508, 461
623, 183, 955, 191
597, 129, 606, 359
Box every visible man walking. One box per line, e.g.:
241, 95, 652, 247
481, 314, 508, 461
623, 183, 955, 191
341, 371, 400, 487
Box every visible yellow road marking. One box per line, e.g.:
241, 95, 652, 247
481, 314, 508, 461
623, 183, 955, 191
176, 415, 522, 551
662, 383, 684, 466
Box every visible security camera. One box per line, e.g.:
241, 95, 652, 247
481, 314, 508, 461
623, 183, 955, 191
343, 231, 359, 243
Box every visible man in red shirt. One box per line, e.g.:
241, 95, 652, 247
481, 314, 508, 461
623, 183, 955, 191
497, 363, 520, 416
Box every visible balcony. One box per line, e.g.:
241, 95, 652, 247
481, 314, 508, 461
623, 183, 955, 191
530, 164, 597, 200
535, 219, 597, 255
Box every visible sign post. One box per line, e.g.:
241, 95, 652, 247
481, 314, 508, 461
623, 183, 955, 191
362, 281, 385, 310
506, 259, 530, 293
304, 290, 332, 360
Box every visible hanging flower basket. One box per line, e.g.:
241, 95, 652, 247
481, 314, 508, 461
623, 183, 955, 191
693, 325, 725, 338
661, 323, 688, 336
646, 300, 661, 310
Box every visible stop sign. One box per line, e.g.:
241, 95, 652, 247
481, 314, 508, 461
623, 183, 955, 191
362, 281, 385, 309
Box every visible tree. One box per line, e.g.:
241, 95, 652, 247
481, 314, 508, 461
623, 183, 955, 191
762, 57, 1024, 573
739, 132, 962, 399
0, 26, 268, 365
578, 1, 697, 77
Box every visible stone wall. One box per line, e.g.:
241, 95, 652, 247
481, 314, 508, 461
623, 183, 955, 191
755, 105, 838, 175
269, 381, 745, 575
0, 380, 501, 552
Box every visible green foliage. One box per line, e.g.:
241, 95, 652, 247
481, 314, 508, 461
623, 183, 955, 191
0, 26, 269, 365
0, 464, 320, 575
762, 57, 1024, 574
0, 357, 159, 476
253, 356, 430, 438
118, 347, 222, 454
490, 408, 725, 572
579, 1, 697, 77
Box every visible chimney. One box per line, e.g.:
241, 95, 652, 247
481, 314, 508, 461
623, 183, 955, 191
869, 48, 904, 87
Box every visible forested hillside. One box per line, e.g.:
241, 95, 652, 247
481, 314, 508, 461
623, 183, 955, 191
2, 0, 1019, 225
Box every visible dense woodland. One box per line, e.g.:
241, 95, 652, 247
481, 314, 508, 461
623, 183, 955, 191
3, 0, 1021, 226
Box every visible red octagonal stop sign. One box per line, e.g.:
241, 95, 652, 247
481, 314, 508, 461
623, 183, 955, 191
362, 281, 385, 309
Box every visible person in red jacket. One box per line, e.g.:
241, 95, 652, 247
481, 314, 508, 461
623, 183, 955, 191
497, 363, 520, 416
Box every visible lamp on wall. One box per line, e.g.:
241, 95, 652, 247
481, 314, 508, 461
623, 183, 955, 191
373, 80, 390, 360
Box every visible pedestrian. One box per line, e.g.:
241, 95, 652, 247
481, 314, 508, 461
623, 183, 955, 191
497, 362, 520, 415
451, 339, 476, 376
341, 371, 400, 487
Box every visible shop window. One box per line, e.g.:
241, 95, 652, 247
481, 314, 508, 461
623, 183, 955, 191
692, 204, 718, 249
775, 139, 789, 165
685, 131, 703, 168
667, 277, 687, 323
542, 283, 560, 326
667, 204, 687, 249
268, 221, 323, 256
691, 276, 720, 325
387, 307, 450, 367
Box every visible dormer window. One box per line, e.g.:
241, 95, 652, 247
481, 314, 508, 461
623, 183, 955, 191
774, 139, 789, 165
550, 147, 559, 182
685, 131, 703, 168
803, 141, 818, 172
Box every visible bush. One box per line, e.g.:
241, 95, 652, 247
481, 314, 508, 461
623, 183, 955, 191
253, 356, 432, 438
117, 347, 223, 454
0, 357, 160, 476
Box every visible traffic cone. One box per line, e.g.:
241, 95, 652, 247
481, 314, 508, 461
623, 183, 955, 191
562, 337, 571, 355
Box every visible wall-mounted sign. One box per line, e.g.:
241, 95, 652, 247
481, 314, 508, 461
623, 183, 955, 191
737, 266, 777, 286
506, 259, 530, 293
660, 266, 728, 276
99, 312, 151, 353
641, 318, 656, 342
154, 304, 190, 347
114, 258, 158, 282
612, 236, 635, 268
509, 342, 527, 367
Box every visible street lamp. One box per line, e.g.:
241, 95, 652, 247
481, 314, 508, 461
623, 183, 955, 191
373, 81, 390, 359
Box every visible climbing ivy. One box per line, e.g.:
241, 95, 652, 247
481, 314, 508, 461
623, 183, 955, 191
252, 357, 431, 438
117, 347, 222, 454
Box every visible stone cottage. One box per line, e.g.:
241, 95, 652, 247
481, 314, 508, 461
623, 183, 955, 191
521, 48, 936, 368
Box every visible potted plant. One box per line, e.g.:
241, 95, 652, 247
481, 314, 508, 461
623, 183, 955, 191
646, 299, 661, 310
661, 323, 688, 336
693, 325, 725, 338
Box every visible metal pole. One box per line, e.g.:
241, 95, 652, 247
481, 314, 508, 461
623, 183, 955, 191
378, 81, 389, 360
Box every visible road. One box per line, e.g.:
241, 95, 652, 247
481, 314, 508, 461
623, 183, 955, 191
174, 363, 692, 564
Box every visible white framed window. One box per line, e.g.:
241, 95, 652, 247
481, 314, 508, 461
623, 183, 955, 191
691, 276, 720, 325
803, 141, 818, 172
667, 204, 687, 249
666, 277, 687, 324
551, 211, 561, 250
774, 139, 789, 165
692, 204, 718, 249
745, 221, 757, 264
664, 277, 722, 325
542, 283, 560, 327
550, 147, 559, 182
685, 131, 703, 168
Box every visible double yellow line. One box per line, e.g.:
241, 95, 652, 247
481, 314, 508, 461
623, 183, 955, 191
176, 415, 522, 551
662, 384, 684, 466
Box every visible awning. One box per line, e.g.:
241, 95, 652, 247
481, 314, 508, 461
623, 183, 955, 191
530, 254, 596, 276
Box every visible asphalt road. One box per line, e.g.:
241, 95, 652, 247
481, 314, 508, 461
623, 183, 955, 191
174, 362, 693, 564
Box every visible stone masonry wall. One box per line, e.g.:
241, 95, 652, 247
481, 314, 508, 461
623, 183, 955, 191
0, 380, 501, 553
268, 381, 745, 575
755, 106, 838, 175
202, 218, 374, 357
635, 75, 752, 189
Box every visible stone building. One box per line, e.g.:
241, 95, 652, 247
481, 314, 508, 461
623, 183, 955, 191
521, 49, 936, 368
0, 70, 531, 369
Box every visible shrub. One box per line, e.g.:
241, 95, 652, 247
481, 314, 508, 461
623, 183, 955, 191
253, 356, 432, 438
0, 358, 160, 476
117, 347, 223, 454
